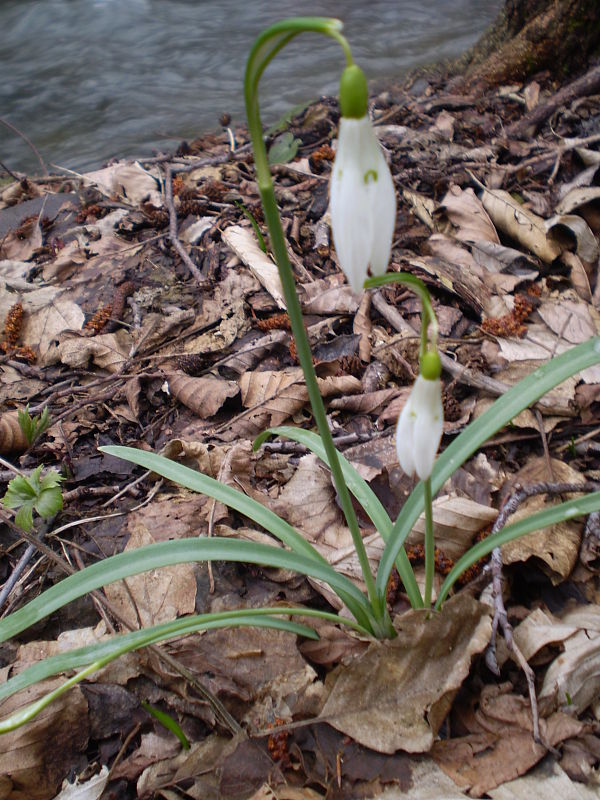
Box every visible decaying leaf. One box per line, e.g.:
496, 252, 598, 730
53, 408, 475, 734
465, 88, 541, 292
319, 594, 492, 754
166, 371, 239, 419
545, 213, 599, 263
0, 678, 89, 800
488, 758, 600, 800
501, 458, 586, 582
0, 410, 29, 454
49, 328, 133, 372
432, 684, 586, 797
480, 188, 562, 263
104, 494, 199, 629
223, 225, 286, 309
82, 161, 163, 206
438, 185, 500, 244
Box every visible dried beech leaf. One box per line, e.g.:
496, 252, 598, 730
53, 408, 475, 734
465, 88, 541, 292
501, 458, 585, 582
104, 496, 198, 629
0, 410, 29, 454
0, 679, 89, 799
439, 185, 500, 243
545, 213, 599, 263
83, 161, 162, 206
481, 188, 561, 263
562, 251, 593, 302
402, 188, 436, 230
319, 594, 492, 753
432, 685, 586, 797
166, 371, 239, 419
301, 276, 360, 314
538, 606, 600, 716
488, 759, 600, 800
50, 329, 133, 372
354, 290, 372, 362
328, 388, 401, 415
21, 295, 85, 359
408, 494, 497, 562
536, 299, 598, 344
223, 225, 286, 309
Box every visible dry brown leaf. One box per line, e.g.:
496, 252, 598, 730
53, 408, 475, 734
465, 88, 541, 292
563, 251, 593, 302
222, 225, 286, 309
408, 495, 497, 562
0, 679, 88, 800
104, 494, 199, 629
469, 240, 539, 279
402, 188, 436, 230
50, 328, 132, 372
501, 458, 586, 582
538, 606, 600, 716
0, 411, 29, 454
52, 766, 109, 800
82, 161, 162, 206
237, 368, 360, 436
536, 298, 598, 344
481, 188, 561, 263
182, 298, 248, 356
131, 308, 194, 355
21, 295, 85, 359
166, 371, 239, 419
545, 213, 599, 263
319, 594, 491, 754
301, 275, 360, 314
488, 759, 600, 800
439, 185, 500, 243
432, 684, 586, 797
354, 290, 372, 362
328, 388, 401, 415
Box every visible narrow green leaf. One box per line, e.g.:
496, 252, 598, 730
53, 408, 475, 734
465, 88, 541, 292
100, 446, 324, 564
376, 337, 600, 597
0, 538, 373, 644
0, 611, 324, 733
254, 426, 423, 608
435, 491, 600, 608
100, 446, 374, 630
142, 702, 190, 749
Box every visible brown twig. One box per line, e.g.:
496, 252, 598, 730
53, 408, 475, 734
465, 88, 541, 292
484, 480, 599, 747
0, 117, 48, 175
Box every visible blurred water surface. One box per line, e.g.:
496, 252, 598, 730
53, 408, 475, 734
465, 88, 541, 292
1, 0, 501, 172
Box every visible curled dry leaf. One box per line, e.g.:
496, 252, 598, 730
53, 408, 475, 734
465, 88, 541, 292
562, 251, 593, 302
438, 185, 500, 244
545, 213, 599, 263
222, 224, 286, 309
0, 678, 89, 800
480, 188, 562, 263
432, 684, 586, 797
538, 605, 600, 716
319, 594, 492, 754
0, 410, 29, 454
501, 458, 586, 583
166, 371, 239, 419
82, 161, 163, 206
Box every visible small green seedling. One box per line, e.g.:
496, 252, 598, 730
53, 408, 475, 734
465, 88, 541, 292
2, 465, 63, 532
18, 405, 51, 446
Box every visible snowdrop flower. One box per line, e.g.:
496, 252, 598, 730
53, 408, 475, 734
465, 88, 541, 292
330, 65, 396, 293
396, 351, 443, 481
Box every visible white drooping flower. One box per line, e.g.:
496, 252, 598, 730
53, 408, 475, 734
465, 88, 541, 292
328, 62, 396, 294
396, 374, 443, 481
329, 115, 396, 293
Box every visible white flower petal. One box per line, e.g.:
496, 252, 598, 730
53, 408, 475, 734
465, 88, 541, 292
396, 376, 443, 480
330, 115, 396, 291
395, 394, 417, 477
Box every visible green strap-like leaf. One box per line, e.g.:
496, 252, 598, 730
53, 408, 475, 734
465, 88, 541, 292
254, 426, 423, 607
435, 491, 600, 608
0, 610, 324, 733
0, 538, 374, 643
101, 446, 324, 564
376, 337, 600, 597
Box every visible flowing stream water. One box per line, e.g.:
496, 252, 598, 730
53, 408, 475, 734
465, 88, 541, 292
1, 0, 502, 173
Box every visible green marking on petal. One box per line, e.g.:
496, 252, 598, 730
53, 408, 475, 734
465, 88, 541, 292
364, 169, 378, 184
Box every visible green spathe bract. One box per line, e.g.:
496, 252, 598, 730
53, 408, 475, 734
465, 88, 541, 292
1, 17, 600, 734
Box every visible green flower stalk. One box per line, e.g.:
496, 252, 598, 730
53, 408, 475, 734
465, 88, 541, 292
244, 17, 397, 635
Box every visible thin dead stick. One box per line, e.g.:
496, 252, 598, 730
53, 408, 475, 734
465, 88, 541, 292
484, 480, 599, 747
0, 117, 48, 175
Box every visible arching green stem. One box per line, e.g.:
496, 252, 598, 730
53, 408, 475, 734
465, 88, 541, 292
244, 18, 391, 636
365, 272, 440, 608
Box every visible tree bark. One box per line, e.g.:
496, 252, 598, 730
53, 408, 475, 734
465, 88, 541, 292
459, 0, 600, 84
